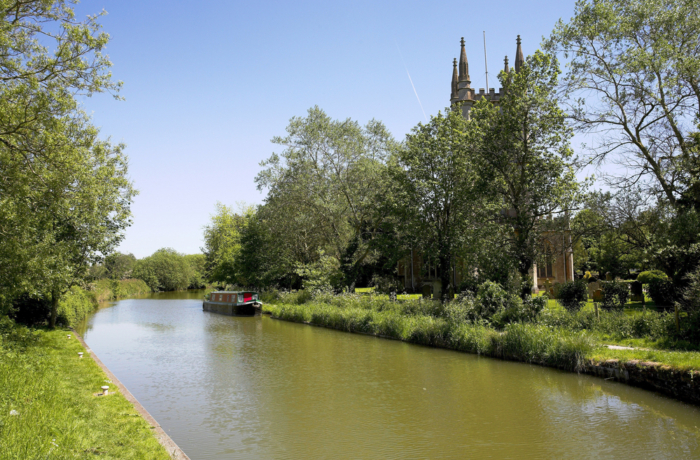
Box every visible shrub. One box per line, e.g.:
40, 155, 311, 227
57, 286, 97, 326
475, 281, 512, 319
444, 292, 478, 323
557, 280, 588, 312
637, 270, 668, 285
648, 278, 677, 308
600, 281, 629, 311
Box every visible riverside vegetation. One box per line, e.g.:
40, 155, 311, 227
262, 284, 700, 374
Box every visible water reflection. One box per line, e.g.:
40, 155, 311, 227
77, 292, 700, 459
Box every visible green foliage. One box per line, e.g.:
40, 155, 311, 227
547, 0, 700, 206
265, 298, 593, 371
104, 253, 137, 280
393, 109, 486, 301
475, 281, 516, 319
202, 202, 248, 284
132, 248, 193, 292
470, 50, 581, 284
184, 254, 207, 289
93, 279, 151, 302
648, 278, 678, 308
0, 1, 134, 326
637, 270, 668, 285
56, 286, 97, 326
295, 252, 343, 293
683, 267, 700, 314
600, 281, 630, 311
557, 280, 588, 312
256, 106, 397, 289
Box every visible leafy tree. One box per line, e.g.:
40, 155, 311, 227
235, 206, 294, 288
0, 1, 130, 325
256, 106, 396, 290
132, 249, 192, 292
547, 0, 700, 206
201, 202, 249, 285
393, 109, 486, 301
105, 253, 137, 280
470, 50, 580, 293
184, 254, 207, 289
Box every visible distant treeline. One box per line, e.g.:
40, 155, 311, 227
89, 248, 207, 292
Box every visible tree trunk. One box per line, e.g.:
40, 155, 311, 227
438, 253, 453, 303
50, 289, 59, 328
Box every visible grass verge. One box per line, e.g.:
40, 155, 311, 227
263, 297, 700, 375
0, 320, 170, 459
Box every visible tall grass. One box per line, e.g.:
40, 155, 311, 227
266, 299, 595, 372
93, 279, 151, 302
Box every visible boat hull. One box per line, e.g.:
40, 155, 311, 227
203, 301, 256, 316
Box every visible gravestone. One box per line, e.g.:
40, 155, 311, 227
588, 281, 601, 299
593, 289, 603, 302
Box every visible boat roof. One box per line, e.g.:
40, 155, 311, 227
210, 291, 257, 294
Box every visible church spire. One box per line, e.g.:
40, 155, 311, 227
504, 55, 510, 73
451, 58, 458, 99
458, 37, 470, 84
515, 35, 524, 72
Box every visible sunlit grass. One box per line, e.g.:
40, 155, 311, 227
0, 323, 170, 459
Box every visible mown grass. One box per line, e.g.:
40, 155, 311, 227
0, 320, 170, 459
262, 293, 700, 374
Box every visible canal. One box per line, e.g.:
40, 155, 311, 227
76, 291, 700, 459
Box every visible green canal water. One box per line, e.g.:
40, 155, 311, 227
76, 291, 700, 459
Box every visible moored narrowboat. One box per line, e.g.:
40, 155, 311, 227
203, 291, 261, 316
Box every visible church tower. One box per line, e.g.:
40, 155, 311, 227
450, 35, 527, 118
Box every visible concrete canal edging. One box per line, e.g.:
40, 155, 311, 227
583, 359, 700, 405
71, 328, 191, 460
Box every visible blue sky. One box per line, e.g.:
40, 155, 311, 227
76, 0, 580, 258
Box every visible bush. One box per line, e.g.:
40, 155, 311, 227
57, 286, 97, 326
637, 270, 668, 285
492, 295, 545, 327
648, 278, 677, 308
557, 280, 588, 312
600, 280, 629, 311
475, 281, 513, 319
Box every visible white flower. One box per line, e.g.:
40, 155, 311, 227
9, 410, 18, 416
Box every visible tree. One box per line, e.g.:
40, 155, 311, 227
105, 253, 137, 280
132, 249, 192, 292
470, 50, 580, 293
546, 0, 700, 206
393, 109, 485, 301
184, 254, 207, 289
255, 106, 396, 290
0, 1, 129, 324
201, 202, 249, 285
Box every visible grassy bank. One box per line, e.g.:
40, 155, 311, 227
92, 279, 152, 303
262, 292, 700, 374
0, 319, 170, 459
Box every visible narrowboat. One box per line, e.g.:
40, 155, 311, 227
203, 291, 261, 316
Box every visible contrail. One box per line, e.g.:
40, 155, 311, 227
394, 40, 428, 122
